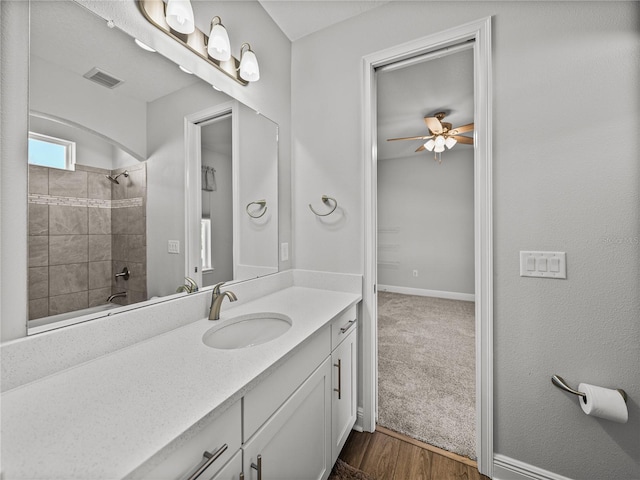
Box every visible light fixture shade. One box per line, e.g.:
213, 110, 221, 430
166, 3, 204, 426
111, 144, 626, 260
434, 144, 445, 153
239, 44, 260, 82
207, 20, 231, 61
424, 139, 436, 151
445, 137, 457, 149
434, 135, 446, 148
165, 0, 195, 34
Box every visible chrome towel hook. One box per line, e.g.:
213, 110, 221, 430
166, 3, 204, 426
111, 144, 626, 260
309, 195, 338, 217
246, 199, 267, 218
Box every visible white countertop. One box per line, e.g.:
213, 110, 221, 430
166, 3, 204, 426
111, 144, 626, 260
1, 286, 360, 479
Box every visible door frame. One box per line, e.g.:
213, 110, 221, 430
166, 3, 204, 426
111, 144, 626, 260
361, 17, 493, 476
184, 101, 238, 287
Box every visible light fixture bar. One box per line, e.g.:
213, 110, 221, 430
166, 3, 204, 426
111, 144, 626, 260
136, 0, 249, 86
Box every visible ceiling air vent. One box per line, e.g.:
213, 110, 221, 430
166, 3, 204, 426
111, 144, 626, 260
83, 67, 124, 89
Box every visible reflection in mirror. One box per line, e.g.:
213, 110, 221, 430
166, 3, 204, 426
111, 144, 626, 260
27, 1, 279, 334
187, 104, 279, 288
200, 114, 233, 286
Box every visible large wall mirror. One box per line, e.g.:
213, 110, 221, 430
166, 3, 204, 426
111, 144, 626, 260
27, 1, 279, 334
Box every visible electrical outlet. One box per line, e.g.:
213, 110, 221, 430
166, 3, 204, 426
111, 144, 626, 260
413, 270, 418, 277
168, 240, 180, 254
280, 242, 289, 262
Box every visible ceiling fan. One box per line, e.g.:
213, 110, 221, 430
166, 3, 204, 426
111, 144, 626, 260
387, 112, 474, 161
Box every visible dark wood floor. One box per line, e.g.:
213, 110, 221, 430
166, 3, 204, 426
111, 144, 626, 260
339, 426, 490, 480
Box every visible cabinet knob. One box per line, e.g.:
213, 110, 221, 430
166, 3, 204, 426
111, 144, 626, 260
251, 454, 262, 480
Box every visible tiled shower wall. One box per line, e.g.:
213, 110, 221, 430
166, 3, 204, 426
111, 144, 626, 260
28, 163, 147, 320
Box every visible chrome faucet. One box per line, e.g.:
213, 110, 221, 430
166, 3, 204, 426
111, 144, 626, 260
209, 282, 237, 320
107, 291, 127, 303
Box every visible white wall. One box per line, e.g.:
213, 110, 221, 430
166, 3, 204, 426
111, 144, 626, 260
1, 0, 29, 340
201, 142, 233, 286
237, 103, 279, 278
30, 55, 147, 160
377, 150, 474, 295
146, 82, 232, 297
291, 2, 639, 479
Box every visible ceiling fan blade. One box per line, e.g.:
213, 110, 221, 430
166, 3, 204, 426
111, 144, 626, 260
424, 116, 443, 134
415, 144, 426, 152
387, 135, 433, 142
450, 123, 474, 135
451, 135, 474, 145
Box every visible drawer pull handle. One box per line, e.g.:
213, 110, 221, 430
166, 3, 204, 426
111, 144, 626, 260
187, 443, 228, 480
340, 319, 356, 333
251, 454, 262, 480
334, 359, 342, 399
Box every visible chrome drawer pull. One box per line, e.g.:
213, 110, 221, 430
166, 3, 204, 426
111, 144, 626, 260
187, 443, 228, 480
340, 319, 356, 333
334, 359, 342, 399
251, 454, 262, 480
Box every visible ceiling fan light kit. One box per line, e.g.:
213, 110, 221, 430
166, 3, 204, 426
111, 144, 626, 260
388, 111, 474, 163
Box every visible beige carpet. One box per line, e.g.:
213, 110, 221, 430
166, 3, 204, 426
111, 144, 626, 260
377, 291, 476, 459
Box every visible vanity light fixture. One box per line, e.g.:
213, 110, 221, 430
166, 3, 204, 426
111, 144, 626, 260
179, 65, 193, 74
137, 0, 258, 86
134, 38, 156, 52
238, 43, 260, 82
165, 0, 195, 34
207, 16, 231, 62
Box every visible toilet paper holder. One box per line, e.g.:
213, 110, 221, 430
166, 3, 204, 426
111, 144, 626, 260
552, 375, 627, 403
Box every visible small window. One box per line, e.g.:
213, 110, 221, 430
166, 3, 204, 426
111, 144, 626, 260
28, 132, 76, 171
201, 218, 212, 271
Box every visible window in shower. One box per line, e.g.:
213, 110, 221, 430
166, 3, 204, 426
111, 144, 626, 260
28, 132, 76, 171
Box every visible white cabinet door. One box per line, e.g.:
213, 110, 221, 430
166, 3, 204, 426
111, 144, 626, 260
243, 358, 332, 480
209, 450, 242, 480
331, 328, 357, 464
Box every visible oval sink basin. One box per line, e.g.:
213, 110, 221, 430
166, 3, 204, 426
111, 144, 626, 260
202, 312, 292, 350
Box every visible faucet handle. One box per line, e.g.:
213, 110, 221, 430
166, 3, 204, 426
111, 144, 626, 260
212, 281, 226, 295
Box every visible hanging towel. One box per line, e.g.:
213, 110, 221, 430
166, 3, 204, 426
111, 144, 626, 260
201, 166, 217, 191
207, 167, 217, 191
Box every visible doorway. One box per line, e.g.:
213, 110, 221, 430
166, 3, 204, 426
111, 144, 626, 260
361, 17, 493, 476
375, 44, 476, 459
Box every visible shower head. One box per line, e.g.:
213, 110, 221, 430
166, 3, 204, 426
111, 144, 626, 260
105, 170, 129, 185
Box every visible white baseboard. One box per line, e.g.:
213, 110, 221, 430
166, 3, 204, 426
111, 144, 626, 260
493, 454, 574, 480
378, 284, 475, 302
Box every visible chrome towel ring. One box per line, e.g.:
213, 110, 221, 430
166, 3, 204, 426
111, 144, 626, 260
246, 199, 267, 218
309, 195, 338, 217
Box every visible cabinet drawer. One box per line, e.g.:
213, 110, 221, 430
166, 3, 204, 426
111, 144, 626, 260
244, 326, 330, 442
142, 401, 241, 480
330, 305, 357, 350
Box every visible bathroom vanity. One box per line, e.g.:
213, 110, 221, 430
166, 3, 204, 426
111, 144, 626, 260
0, 271, 361, 479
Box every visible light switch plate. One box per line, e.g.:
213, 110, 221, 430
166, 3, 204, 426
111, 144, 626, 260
280, 242, 289, 262
520, 251, 566, 279
168, 240, 180, 254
